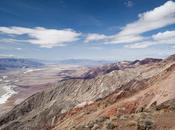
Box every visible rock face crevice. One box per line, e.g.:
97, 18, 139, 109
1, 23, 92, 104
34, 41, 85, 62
0, 56, 175, 130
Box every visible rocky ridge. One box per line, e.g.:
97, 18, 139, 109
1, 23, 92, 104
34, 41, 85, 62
0, 56, 175, 130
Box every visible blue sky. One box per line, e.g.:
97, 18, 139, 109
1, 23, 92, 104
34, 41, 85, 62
0, 0, 175, 61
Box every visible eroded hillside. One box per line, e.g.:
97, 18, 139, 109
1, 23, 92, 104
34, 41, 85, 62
0, 55, 175, 130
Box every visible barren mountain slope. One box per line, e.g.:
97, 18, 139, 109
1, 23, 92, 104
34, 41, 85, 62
53, 60, 175, 130
0, 56, 174, 130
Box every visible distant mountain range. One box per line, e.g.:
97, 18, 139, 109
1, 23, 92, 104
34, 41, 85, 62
0, 58, 44, 71
0, 58, 114, 72
37, 59, 114, 66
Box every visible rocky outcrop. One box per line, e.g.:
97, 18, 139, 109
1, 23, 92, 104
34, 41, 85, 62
130, 58, 162, 65
165, 54, 175, 61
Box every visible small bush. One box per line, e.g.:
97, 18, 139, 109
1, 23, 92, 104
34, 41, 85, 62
137, 118, 155, 130
119, 115, 128, 120
127, 120, 137, 127
106, 122, 117, 129
91, 124, 100, 130
95, 116, 109, 123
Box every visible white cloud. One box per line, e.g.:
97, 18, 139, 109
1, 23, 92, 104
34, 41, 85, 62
107, 34, 144, 44
126, 30, 175, 49
152, 30, 175, 44
85, 1, 175, 46
124, 40, 157, 49
151, 30, 175, 46
85, 33, 107, 43
120, 0, 175, 35
125, 43, 147, 49
0, 27, 81, 48
85, 33, 144, 44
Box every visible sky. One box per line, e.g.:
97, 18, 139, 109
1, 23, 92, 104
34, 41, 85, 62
0, 0, 175, 61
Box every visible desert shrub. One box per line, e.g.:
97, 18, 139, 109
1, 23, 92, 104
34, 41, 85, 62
91, 124, 100, 130
95, 116, 109, 123
137, 116, 155, 130
127, 120, 137, 127
86, 121, 94, 128
119, 114, 128, 120
105, 122, 117, 130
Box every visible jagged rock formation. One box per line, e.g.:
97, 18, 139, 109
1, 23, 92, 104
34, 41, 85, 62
82, 58, 162, 79
81, 61, 131, 79
1, 55, 175, 130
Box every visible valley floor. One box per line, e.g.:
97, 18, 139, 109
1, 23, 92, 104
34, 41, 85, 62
0, 65, 88, 114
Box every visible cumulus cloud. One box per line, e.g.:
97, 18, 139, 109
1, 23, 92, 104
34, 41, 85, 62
152, 30, 175, 44
108, 34, 144, 44
125, 42, 153, 49
0, 27, 81, 48
85, 0, 175, 47
126, 30, 175, 48
85, 33, 145, 44
120, 0, 175, 35
85, 33, 107, 43
125, 41, 162, 49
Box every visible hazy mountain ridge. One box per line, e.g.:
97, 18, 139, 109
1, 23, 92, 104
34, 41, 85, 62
0, 58, 44, 71
37, 59, 114, 66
